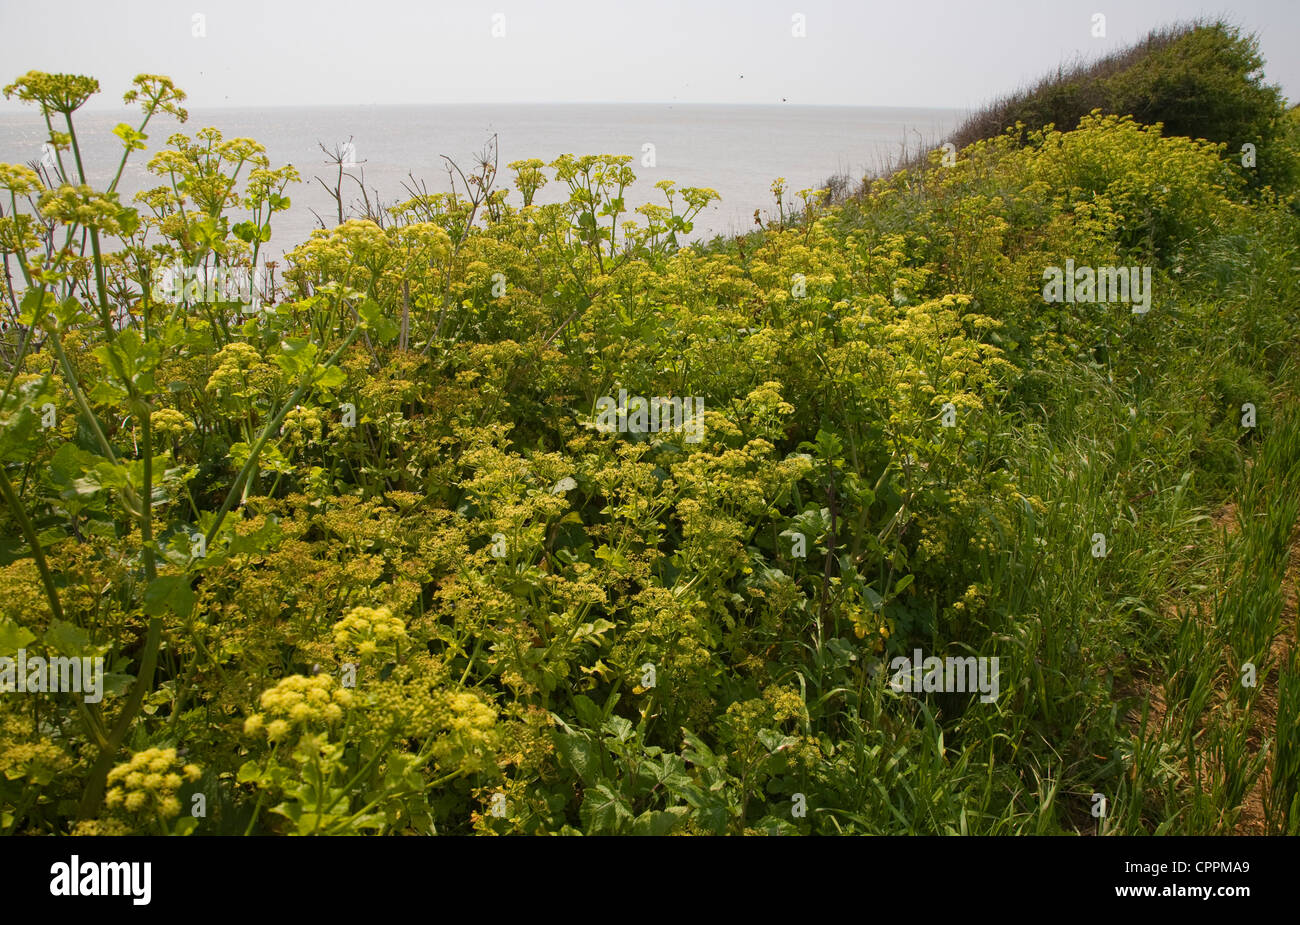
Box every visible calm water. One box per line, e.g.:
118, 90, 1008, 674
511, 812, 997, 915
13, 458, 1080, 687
0, 104, 963, 250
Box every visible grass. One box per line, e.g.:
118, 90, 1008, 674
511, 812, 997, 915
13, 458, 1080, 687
1, 23, 1298, 835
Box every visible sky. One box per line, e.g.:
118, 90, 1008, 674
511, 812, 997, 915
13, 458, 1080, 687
1, 0, 1297, 113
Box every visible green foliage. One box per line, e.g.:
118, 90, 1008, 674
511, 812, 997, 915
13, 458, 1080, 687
944, 22, 1295, 197
0, 56, 1298, 836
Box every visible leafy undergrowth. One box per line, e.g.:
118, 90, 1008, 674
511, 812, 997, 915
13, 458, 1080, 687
1, 41, 1298, 834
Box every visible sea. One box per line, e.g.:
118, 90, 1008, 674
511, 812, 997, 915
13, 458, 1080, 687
0, 103, 963, 252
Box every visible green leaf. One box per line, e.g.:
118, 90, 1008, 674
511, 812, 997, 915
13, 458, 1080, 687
571, 693, 603, 728
116, 206, 140, 236
42, 620, 91, 657
757, 728, 799, 755
0, 619, 37, 656
600, 715, 634, 743
579, 783, 632, 834
112, 122, 148, 152
53, 295, 87, 327
357, 299, 398, 344
17, 287, 52, 326
593, 544, 628, 570
313, 364, 347, 391
101, 672, 133, 697
47, 442, 94, 499
554, 733, 601, 786
631, 808, 685, 836
90, 328, 161, 390
143, 575, 195, 620
573, 617, 615, 642
825, 636, 858, 667
0, 377, 55, 463
275, 338, 318, 376
680, 729, 718, 769
35, 526, 68, 548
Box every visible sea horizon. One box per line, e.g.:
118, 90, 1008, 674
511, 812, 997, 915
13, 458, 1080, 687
0, 102, 965, 248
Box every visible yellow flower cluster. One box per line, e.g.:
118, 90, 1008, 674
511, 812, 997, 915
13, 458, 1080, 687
950, 583, 988, 616
3, 71, 100, 114
0, 162, 43, 195
244, 164, 300, 208
150, 408, 195, 438
71, 819, 132, 836
0, 213, 40, 254
763, 685, 807, 725
332, 605, 407, 657
279, 404, 323, 444
38, 184, 131, 234
244, 674, 352, 742
104, 747, 201, 817
0, 560, 54, 624
390, 221, 451, 262
206, 342, 268, 395
368, 668, 498, 770
289, 219, 389, 271
0, 713, 72, 783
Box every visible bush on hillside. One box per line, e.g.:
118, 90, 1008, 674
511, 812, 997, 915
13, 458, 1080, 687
940, 22, 1293, 195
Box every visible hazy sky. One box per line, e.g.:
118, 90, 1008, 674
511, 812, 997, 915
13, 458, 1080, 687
1, 0, 1297, 112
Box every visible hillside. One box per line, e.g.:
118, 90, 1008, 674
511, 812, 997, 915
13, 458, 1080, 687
0, 22, 1298, 835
